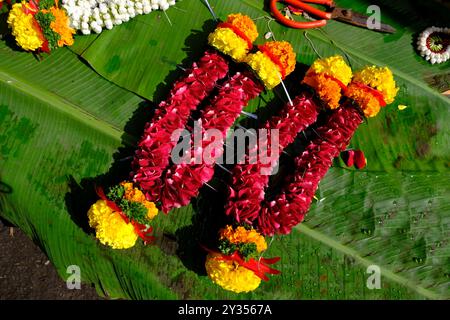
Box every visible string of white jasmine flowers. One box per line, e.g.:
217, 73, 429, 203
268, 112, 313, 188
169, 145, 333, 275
61, 0, 176, 35
416, 26, 449, 65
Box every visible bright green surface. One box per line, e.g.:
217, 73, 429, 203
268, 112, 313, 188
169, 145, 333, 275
0, 0, 449, 299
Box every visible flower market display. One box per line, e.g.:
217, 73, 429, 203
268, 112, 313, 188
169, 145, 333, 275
1, 0, 448, 302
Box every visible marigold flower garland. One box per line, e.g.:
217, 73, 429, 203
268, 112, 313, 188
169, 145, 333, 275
225, 55, 353, 224
7, 0, 75, 52
87, 13, 259, 248
205, 225, 280, 293
258, 66, 399, 235
158, 41, 297, 213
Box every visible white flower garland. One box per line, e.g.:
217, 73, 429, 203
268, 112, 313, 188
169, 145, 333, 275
417, 26, 449, 65
61, 0, 176, 35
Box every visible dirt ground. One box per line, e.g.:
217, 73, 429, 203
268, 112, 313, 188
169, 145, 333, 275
0, 219, 101, 300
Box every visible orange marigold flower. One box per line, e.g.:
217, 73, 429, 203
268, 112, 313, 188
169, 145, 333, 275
303, 73, 342, 109
260, 41, 296, 78
345, 84, 381, 117
219, 225, 267, 253
226, 13, 258, 43
46, 7, 75, 47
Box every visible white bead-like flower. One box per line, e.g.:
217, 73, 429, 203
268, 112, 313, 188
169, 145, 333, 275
417, 26, 450, 65
62, 0, 177, 34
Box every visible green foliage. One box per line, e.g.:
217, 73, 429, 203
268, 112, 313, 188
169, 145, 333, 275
38, 0, 55, 10
34, 12, 60, 50
218, 239, 258, 261
118, 199, 149, 225
107, 184, 125, 203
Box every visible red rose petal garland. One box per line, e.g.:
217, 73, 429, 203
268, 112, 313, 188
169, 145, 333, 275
159, 70, 264, 212
132, 13, 259, 203
257, 66, 399, 236
258, 102, 363, 235
225, 55, 353, 225
131, 50, 229, 202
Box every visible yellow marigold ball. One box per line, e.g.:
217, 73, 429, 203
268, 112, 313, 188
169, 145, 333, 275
208, 28, 248, 62
88, 200, 138, 249
46, 7, 75, 47
219, 225, 267, 252
7, 3, 44, 51
246, 41, 296, 89
205, 253, 261, 293
120, 182, 159, 220
307, 55, 353, 86
208, 13, 258, 62
352, 66, 399, 104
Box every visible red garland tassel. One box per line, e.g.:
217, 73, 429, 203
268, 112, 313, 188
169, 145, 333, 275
159, 71, 264, 213
258, 101, 364, 236
217, 22, 253, 50
132, 51, 229, 202
95, 186, 155, 244
203, 246, 280, 281
226, 91, 321, 224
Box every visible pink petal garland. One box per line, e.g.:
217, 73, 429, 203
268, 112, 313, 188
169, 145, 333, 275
225, 91, 321, 224
159, 71, 264, 213
258, 102, 363, 236
131, 51, 229, 202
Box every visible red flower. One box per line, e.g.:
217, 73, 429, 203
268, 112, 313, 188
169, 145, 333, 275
258, 102, 363, 236
226, 92, 321, 224
131, 51, 229, 202
159, 71, 264, 213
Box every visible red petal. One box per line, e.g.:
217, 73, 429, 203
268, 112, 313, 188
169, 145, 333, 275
354, 150, 367, 169
341, 149, 355, 167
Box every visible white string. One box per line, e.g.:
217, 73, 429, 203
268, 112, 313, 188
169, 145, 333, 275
279, 74, 294, 106
202, 0, 218, 21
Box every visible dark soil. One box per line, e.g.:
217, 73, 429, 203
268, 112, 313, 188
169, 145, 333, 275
0, 219, 101, 300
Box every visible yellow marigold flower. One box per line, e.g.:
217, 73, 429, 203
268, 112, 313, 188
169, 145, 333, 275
205, 253, 261, 293
120, 181, 159, 220
88, 200, 138, 249
7, 3, 44, 51
352, 66, 399, 104
219, 225, 267, 252
303, 73, 342, 109
208, 28, 249, 62
46, 7, 75, 47
208, 13, 258, 62
307, 55, 353, 86
246, 41, 296, 89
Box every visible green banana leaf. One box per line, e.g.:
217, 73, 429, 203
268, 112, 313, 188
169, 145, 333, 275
0, 0, 449, 299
